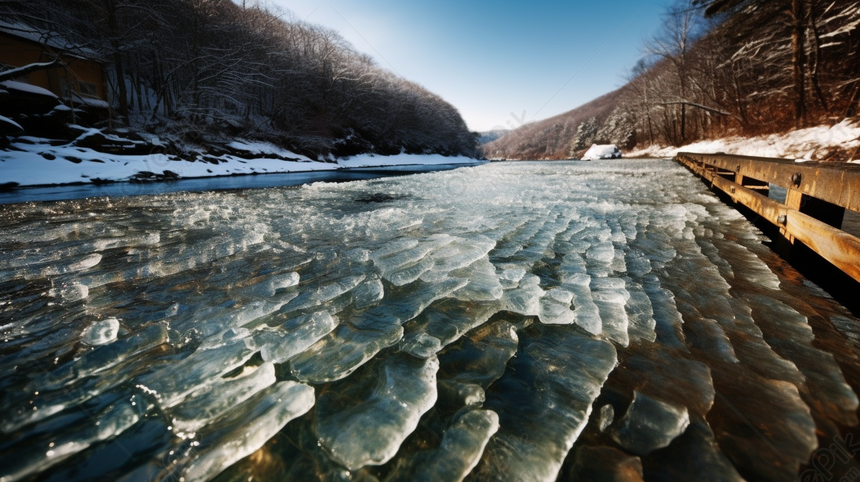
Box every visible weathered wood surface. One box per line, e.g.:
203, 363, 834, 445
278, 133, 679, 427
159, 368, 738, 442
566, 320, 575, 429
678, 152, 860, 213
676, 153, 860, 283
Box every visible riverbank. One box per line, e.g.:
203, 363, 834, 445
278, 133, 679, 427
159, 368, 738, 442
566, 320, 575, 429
0, 129, 477, 197
0, 127, 480, 189
627, 119, 860, 162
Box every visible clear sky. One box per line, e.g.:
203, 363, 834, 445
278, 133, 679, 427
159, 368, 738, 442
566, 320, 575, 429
270, 1, 668, 132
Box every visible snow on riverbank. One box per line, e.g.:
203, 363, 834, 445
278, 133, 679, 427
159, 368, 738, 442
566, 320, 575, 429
0, 136, 477, 187
628, 119, 860, 162
581, 144, 621, 161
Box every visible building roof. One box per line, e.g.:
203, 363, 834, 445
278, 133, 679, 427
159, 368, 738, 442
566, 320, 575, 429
0, 20, 104, 62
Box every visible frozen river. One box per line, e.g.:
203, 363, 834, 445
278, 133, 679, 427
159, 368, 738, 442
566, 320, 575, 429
1, 159, 859, 482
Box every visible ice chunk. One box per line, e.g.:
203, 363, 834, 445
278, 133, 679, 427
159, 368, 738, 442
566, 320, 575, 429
291, 307, 404, 383
386, 410, 499, 482
610, 391, 690, 455
586, 243, 615, 264
497, 267, 526, 289
387, 257, 434, 286
140, 337, 259, 408
258, 311, 339, 364
643, 276, 687, 350
436, 320, 518, 389
591, 278, 630, 346
374, 234, 454, 278
565, 273, 602, 335
65, 323, 168, 379
404, 299, 503, 351
400, 333, 442, 358
624, 284, 657, 343
539, 288, 575, 325
2, 324, 169, 433
370, 238, 420, 261
81, 317, 120, 346
599, 404, 615, 432
685, 317, 740, 364
502, 274, 544, 316
473, 325, 617, 482
261, 272, 300, 296
1, 399, 142, 482
281, 274, 365, 312
181, 381, 315, 482
353, 277, 385, 309
49, 280, 89, 303
384, 277, 469, 323
42, 253, 102, 276
450, 258, 503, 301
169, 362, 277, 431
315, 355, 439, 469
625, 249, 652, 278
426, 235, 496, 276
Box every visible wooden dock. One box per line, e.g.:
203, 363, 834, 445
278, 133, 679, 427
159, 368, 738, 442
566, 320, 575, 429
675, 152, 860, 283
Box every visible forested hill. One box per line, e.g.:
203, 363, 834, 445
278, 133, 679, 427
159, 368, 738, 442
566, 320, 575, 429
486, 0, 860, 161
0, 0, 479, 159
483, 88, 628, 160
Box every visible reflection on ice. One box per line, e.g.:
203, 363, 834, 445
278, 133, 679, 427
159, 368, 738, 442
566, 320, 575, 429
0, 160, 859, 482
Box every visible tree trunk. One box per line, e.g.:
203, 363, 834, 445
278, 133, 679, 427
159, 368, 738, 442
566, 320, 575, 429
791, 0, 807, 128
680, 103, 687, 144
807, 1, 828, 111
106, 0, 129, 122
647, 114, 654, 145
847, 84, 860, 118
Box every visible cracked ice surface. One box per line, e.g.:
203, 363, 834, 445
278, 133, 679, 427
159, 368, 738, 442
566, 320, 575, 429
0, 159, 859, 482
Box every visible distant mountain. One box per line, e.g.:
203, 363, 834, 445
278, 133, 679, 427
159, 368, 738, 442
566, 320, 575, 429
477, 129, 509, 145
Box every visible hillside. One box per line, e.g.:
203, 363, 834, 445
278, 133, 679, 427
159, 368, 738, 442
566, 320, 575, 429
483, 88, 628, 160
0, 0, 479, 161
487, 0, 860, 161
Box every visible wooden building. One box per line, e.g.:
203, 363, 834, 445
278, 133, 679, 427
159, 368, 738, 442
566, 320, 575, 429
0, 21, 109, 109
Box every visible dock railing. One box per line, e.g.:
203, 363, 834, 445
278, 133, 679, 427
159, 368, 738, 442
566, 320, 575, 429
675, 152, 860, 283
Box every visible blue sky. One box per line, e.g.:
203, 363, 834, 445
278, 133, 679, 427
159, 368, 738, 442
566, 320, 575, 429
271, 1, 668, 131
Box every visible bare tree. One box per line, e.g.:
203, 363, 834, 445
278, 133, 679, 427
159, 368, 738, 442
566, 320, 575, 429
0, 0, 479, 157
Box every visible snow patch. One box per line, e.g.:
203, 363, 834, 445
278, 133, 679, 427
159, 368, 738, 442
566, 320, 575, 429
0, 80, 58, 99
0, 135, 479, 187
582, 144, 622, 161
0, 115, 24, 133
628, 119, 860, 161
72, 94, 110, 109
227, 140, 312, 162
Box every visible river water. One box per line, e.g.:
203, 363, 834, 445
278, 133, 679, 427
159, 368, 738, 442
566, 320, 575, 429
1, 159, 859, 482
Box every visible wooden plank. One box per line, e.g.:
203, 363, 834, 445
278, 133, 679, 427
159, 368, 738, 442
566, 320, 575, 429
678, 152, 860, 213
783, 189, 804, 242
676, 155, 860, 283
785, 210, 860, 283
